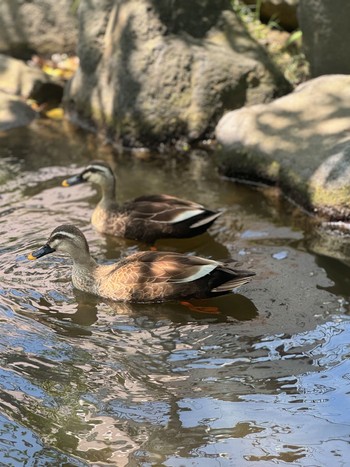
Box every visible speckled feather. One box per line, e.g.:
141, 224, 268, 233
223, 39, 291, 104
80, 251, 255, 302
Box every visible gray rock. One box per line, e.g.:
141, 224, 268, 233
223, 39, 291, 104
215, 74, 350, 220
0, 0, 77, 58
64, 0, 290, 147
299, 0, 350, 77
0, 91, 37, 131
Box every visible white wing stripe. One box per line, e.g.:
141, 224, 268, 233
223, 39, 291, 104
157, 209, 204, 224
190, 211, 221, 228
172, 264, 217, 283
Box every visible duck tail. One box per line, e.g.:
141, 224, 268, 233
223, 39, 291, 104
210, 268, 255, 293
190, 211, 222, 229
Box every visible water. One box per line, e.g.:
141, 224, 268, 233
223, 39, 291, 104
0, 120, 350, 466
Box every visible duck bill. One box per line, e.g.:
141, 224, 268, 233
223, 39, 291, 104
28, 244, 55, 260
62, 173, 85, 187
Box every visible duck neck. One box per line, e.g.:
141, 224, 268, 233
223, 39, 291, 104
70, 248, 97, 270
71, 252, 98, 292
100, 178, 118, 209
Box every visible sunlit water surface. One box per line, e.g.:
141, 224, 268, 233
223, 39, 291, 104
0, 121, 350, 466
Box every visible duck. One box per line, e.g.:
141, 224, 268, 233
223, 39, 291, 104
27, 225, 255, 303
62, 161, 222, 243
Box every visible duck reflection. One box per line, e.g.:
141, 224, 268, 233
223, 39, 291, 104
71, 290, 258, 326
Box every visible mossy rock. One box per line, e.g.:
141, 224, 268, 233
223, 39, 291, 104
216, 75, 350, 221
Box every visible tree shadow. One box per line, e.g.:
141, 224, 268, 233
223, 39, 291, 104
0, 1, 32, 59
221, 86, 350, 217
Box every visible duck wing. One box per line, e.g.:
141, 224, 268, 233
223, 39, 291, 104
131, 194, 203, 208
123, 195, 221, 226
102, 251, 255, 301
111, 251, 220, 284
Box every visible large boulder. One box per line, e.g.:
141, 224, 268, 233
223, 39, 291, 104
64, 0, 290, 148
299, 0, 350, 77
0, 91, 37, 131
0, 0, 77, 58
216, 74, 350, 221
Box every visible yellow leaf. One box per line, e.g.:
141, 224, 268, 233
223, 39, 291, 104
45, 108, 64, 119
42, 65, 65, 78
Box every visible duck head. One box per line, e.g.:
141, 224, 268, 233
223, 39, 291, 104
28, 225, 90, 261
62, 161, 115, 188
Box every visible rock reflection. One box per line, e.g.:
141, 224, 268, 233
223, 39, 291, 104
306, 224, 350, 270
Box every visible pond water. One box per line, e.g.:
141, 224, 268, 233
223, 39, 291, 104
0, 120, 350, 466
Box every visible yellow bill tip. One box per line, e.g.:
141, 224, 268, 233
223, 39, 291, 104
61, 179, 70, 187
27, 253, 37, 261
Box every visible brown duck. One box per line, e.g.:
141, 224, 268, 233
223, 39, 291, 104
62, 161, 222, 243
28, 225, 255, 303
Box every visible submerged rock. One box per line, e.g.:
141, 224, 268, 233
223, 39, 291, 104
64, 0, 289, 148
216, 74, 350, 221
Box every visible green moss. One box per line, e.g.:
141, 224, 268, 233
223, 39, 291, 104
265, 159, 280, 179
311, 184, 350, 208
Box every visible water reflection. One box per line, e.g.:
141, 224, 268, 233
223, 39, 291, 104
104, 231, 231, 260
1, 121, 350, 465
306, 224, 350, 268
